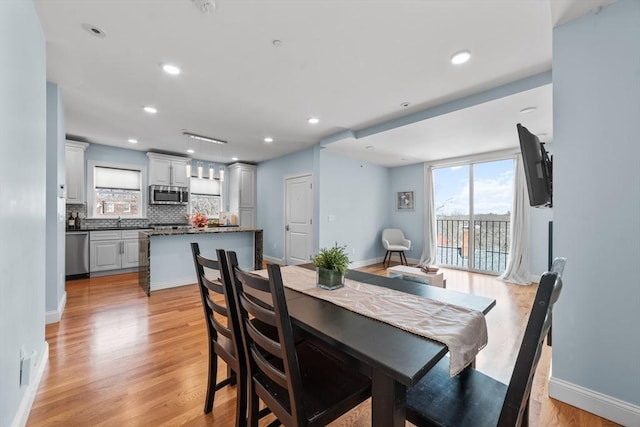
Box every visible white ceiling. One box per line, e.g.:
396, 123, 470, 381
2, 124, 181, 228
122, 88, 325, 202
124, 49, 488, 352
34, 0, 615, 167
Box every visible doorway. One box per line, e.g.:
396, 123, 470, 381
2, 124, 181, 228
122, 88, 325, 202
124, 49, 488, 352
434, 158, 514, 273
284, 173, 313, 265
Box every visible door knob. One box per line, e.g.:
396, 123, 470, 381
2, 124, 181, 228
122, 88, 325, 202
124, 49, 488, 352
285, 224, 290, 231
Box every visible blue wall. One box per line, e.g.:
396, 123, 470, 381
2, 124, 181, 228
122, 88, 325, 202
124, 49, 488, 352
389, 163, 425, 261
551, 0, 640, 422
318, 149, 390, 264
257, 147, 314, 262
0, 1, 47, 425
85, 143, 149, 166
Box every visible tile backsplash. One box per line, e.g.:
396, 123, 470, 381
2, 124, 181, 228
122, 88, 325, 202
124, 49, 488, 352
66, 204, 189, 228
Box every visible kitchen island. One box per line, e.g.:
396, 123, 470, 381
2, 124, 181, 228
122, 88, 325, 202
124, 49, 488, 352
138, 227, 263, 295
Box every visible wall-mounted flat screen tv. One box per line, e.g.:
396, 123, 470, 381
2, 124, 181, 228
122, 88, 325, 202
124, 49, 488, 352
517, 123, 552, 207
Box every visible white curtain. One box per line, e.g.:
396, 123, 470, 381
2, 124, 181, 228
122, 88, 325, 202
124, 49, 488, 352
418, 164, 437, 267
499, 155, 532, 285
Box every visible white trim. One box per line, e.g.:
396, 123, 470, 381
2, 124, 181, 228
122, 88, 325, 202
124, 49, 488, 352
65, 140, 89, 151
151, 277, 196, 292
45, 291, 67, 324
11, 342, 49, 427
146, 152, 190, 163
427, 148, 518, 169
548, 376, 640, 427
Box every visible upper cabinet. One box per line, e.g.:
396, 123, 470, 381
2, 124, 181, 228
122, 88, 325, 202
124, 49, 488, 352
65, 141, 89, 204
147, 153, 189, 187
228, 163, 256, 227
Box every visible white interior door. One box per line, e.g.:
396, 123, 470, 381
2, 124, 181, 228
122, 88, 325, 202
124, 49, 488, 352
285, 174, 313, 265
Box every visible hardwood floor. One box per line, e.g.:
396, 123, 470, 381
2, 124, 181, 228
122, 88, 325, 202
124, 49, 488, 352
27, 264, 618, 426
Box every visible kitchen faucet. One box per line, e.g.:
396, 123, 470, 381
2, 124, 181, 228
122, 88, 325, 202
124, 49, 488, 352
117, 216, 121, 228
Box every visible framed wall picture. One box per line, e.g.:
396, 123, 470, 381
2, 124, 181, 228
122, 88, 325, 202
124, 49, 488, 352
397, 191, 415, 211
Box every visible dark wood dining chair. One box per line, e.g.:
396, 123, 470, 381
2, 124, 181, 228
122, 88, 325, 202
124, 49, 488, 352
190, 243, 247, 426
405, 269, 563, 427
224, 251, 371, 427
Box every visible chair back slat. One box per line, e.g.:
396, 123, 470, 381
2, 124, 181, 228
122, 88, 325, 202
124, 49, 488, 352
250, 346, 289, 389
227, 252, 308, 424
498, 271, 563, 426
245, 315, 282, 358
191, 248, 233, 339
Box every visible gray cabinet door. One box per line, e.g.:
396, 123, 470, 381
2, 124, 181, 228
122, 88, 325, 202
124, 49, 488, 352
90, 240, 120, 272
122, 239, 140, 269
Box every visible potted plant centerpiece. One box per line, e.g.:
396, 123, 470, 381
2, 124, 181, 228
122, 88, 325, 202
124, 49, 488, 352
312, 244, 350, 290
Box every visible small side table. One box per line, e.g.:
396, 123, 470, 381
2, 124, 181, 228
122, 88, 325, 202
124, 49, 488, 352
386, 265, 446, 288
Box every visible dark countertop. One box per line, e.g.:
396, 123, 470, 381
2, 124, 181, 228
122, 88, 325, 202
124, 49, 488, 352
66, 227, 152, 232
141, 227, 261, 236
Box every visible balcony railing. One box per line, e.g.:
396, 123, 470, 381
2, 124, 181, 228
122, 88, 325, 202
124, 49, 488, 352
436, 218, 510, 273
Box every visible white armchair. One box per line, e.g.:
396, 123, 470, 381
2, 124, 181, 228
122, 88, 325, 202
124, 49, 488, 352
381, 228, 411, 268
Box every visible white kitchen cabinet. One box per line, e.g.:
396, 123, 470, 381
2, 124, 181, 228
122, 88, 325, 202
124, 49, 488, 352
65, 141, 89, 204
121, 229, 143, 269
238, 208, 255, 228
90, 229, 148, 273
228, 163, 256, 227
147, 153, 189, 187
90, 240, 120, 272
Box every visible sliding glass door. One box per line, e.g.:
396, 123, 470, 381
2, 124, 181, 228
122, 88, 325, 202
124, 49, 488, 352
434, 158, 514, 273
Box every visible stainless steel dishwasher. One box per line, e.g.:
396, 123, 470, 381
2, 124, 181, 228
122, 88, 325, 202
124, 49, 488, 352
66, 231, 89, 278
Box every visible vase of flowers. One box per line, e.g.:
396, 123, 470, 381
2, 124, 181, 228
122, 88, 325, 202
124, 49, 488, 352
192, 212, 208, 228
312, 244, 350, 290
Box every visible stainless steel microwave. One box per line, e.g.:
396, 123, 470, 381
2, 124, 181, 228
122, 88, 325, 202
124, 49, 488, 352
149, 185, 189, 205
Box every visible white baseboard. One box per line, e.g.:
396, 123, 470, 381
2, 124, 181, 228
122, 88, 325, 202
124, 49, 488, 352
151, 277, 195, 292
11, 342, 49, 427
45, 291, 67, 324
351, 257, 384, 268
549, 376, 640, 426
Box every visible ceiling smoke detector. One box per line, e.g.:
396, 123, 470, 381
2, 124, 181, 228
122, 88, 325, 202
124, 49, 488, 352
191, 0, 216, 14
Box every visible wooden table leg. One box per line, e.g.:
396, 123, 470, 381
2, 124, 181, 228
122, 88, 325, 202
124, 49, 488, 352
371, 370, 406, 427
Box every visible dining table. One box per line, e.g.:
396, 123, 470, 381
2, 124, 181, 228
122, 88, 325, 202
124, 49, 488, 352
267, 264, 496, 427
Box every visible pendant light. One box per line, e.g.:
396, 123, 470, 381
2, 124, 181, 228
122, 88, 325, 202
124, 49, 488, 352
208, 164, 214, 180
197, 161, 203, 179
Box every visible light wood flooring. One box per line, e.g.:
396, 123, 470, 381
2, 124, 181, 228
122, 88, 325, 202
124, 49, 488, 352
27, 263, 619, 426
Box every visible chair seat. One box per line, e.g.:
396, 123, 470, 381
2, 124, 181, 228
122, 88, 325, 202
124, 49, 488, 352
386, 244, 409, 251
255, 341, 371, 425
406, 357, 507, 427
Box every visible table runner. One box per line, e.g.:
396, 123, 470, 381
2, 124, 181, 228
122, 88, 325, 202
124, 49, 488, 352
254, 265, 487, 376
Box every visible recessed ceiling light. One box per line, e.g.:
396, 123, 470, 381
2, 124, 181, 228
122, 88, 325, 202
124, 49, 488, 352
520, 107, 537, 114
365, 145, 374, 150
450, 49, 471, 65
143, 106, 157, 114
186, 149, 195, 154
307, 117, 319, 124
232, 157, 239, 161
81, 23, 106, 38
400, 102, 410, 108
162, 64, 181, 75
127, 139, 138, 144
272, 39, 282, 47
264, 137, 274, 143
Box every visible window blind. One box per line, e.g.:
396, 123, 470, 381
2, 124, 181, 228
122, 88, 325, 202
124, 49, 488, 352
94, 166, 141, 190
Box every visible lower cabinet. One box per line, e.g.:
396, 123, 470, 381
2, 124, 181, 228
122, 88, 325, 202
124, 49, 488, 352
90, 229, 148, 273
